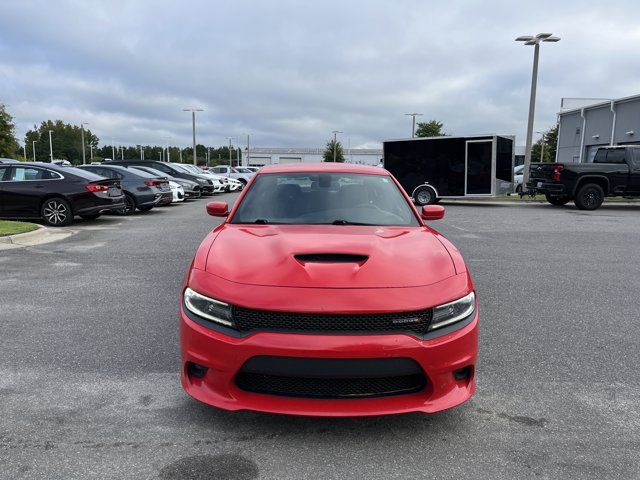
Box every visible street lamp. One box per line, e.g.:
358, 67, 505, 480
404, 113, 423, 138
48, 130, 53, 162
332, 130, 343, 162
111, 138, 116, 161
516, 32, 560, 187
245, 133, 251, 167
183, 108, 204, 165
32, 140, 36, 162
80, 122, 88, 164
227, 137, 236, 167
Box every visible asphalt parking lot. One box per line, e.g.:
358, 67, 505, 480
1, 196, 639, 480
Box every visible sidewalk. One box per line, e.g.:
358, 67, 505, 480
0, 224, 75, 250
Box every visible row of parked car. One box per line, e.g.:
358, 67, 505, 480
0, 158, 257, 226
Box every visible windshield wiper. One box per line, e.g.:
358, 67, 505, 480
331, 219, 375, 226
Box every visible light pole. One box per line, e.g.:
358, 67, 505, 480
245, 134, 251, 167
80, 122, 88, 164
48, 130, 53, 162
121, 146, 125, 161
332, 130, 342, 162
516, 33, 560, 187
32, 140, 36, 162
227, 137, 235, 167
183, 108, 203, 165
90, 145, 94, 161
404, 113, 423, 138
111, 138, 115, 161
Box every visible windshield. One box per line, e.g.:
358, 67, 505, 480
231, 172, 420, 226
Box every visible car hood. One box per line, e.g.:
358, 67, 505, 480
204, 224, 456, 288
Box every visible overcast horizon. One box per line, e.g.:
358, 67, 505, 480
1, 0, 639, 149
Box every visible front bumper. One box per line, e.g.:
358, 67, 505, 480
180, 306, 477, 417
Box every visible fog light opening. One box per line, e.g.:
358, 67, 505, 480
453, 366, 472, 382
187, 362, 208, 379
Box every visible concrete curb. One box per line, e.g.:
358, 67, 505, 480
0, 224, 74, 250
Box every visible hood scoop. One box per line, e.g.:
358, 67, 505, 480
294, 253, 369, 264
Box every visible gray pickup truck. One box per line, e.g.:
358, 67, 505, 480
527, 145, 640, 210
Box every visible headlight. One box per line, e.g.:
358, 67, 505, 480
184, 288, 234, 327
429, 292, 475, 331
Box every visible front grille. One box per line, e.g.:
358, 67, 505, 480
236, 372, 426, 399
232, 306, 433, 335
235, 356, 426, 399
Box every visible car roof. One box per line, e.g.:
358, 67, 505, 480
258, 163, 387, 175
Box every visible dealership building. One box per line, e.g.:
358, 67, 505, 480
245, 147, 383, 166
557, 94, 640, 163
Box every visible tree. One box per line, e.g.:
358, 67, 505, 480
531, 124, 558, 163
0, 103, 19, 158
415, 120, 446, 138
323, 139, 345, 162
24, 120, 99, 163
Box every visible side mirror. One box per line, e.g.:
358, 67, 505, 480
421, 205, 445, 221
206, 201, 229, 217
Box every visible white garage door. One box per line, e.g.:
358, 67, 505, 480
278, 157, 302, 164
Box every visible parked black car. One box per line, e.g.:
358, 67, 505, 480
106, 160, 216, 195
78, 165, 173, 215
0, 162, 124, 226
125, 165, 202, 199
527, 145, 640, 210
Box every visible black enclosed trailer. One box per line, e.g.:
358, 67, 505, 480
383, 135, 515, 205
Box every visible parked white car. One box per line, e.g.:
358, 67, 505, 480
227, 177, 243, 192
168, 181, 185, 202
514, 164, 524, 193
209, 165, 254, 185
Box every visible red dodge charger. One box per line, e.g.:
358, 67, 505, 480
180, 163, 477, 416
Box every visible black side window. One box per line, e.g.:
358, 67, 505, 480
154, 164, 171, 173
0, 167, 8, 181
593, 149, 608, 163
606, 149, 626, 164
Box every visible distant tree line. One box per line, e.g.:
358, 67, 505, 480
0, 102, 243, 165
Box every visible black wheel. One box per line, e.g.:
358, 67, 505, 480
414, 186, 437, 206
238, 178, 247, 186
41, 198, 73, 226
545, 193, 572, 206
116, 194, 136, 215
574, 183, 604, 210
138, 205, 153, 212
80, 213, 101, 220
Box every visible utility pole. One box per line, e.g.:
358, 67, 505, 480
90, 145, 94, 161
111, 138, 115, 161
48, 130, 53, 162
81, 123, 88, 164
516, 33, 560, 187
332, 130, 342, 162
179, 149, 183, 162
246, 134, 250, 167
183, 108, 203, 165
227, 137, 235, 167
32, 141, 36, 162
404, 113, 423, 137
121, 146, 124, 161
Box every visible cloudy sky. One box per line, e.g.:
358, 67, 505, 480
1, 0, 639, 149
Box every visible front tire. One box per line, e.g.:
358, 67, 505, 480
545, 193, 572, 206
574, 183, 604, 210
41, 198, 73, 226
414, 185, 437, 206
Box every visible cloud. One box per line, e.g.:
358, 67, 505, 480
1, 0, 639, 149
